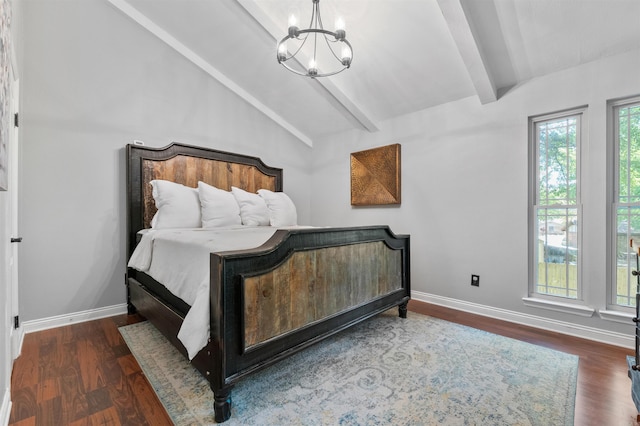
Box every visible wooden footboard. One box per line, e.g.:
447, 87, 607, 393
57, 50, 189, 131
208, 225, 410, 422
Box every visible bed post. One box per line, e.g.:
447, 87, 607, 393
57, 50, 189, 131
211, 251, 233, 423
125, 272, 136, 314
213, 387, 233, 423
399, 233, 410, 319
399, 301, 408, 318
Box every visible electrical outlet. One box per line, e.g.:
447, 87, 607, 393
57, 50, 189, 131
471, 274, 480, 287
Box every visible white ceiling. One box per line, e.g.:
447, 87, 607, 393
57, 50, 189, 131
108, 0, 640, 146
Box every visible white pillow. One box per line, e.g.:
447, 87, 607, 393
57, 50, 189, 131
258, 189, 298, 227
197, 182, 242, 228
231, 186, 270, 226
150, 180, 201, 229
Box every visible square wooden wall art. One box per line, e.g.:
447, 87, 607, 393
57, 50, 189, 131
350, 143, 401, 206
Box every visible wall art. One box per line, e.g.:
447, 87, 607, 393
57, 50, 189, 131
350, 143, 401, 206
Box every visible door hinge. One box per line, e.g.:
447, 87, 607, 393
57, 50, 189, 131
14, 113, 18, 128
13, 315, 19, 329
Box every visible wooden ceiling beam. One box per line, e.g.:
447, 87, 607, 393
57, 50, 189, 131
437, 0, 498, 104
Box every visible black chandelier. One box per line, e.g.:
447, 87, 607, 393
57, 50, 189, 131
276, 0, 353, 78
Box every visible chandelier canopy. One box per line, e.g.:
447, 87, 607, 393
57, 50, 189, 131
276, 0, 352, 78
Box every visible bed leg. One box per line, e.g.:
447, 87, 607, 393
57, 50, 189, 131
125, 279, 136, 314
213, 387, 232, 423
127, 302, 137, 315
398, 301, 408, 319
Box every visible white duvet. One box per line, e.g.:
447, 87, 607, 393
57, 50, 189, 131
128, 226, 291, 359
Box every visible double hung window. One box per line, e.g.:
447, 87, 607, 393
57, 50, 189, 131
612, 97, 640, 308
530, 109, 584, 299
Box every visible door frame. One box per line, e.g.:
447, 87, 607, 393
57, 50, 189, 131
9, 77, 21, 361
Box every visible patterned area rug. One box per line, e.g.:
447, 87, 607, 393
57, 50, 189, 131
119, 311, 578, 425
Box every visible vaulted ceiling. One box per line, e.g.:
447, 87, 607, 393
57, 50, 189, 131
107, 0, 640, 146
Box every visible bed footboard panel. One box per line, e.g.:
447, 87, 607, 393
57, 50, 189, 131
242, 240, 403, 351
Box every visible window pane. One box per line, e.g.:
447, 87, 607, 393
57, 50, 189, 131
536, 207, 578, 298
538, 125, 549, 203
537, 117, 577, 206
567, 126, 577, 201
619, 112, 629, 201
631, 111, 640, 203
616, 209, 640, 307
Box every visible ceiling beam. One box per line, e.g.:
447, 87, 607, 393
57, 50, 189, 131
107, 0, 314, 147
437, 0, 498, 104
236, 0, 379, 133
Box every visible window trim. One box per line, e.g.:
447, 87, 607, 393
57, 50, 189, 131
607, 94, 640, 312
528, 106, 587, 304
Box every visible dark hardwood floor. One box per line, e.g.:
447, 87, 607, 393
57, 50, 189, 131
8, 313, 172, 426
8, 300, 639, 425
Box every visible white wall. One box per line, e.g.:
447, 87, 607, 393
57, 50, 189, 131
310, 48, 640, 337
18, 0, 312, 323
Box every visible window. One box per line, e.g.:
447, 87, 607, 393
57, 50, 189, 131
612, 97, 640, 308
530, 109, 585, 300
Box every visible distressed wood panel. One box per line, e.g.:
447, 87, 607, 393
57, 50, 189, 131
141, 155, 277, 228
243, 241, 403, 349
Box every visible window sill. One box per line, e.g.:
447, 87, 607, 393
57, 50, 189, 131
598, 309, 634, 324
522, 297, 595, 317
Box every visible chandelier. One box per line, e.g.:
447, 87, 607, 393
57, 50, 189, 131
276, 0, 353, 78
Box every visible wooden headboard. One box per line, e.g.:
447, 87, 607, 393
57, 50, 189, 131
126, 142, 283, 259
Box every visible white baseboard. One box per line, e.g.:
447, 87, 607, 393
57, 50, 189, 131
22, 304, 128, 335
0, 388, 10, 426
411, 291, 634, 349
10, 326, 23, 362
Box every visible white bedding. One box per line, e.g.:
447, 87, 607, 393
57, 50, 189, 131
128, 226, 304, 359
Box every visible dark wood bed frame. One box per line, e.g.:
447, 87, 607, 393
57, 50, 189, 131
126, 142, 411, 422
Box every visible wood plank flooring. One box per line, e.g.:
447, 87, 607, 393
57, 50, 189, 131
8, 300, 639, 425
9, 314, 172, 426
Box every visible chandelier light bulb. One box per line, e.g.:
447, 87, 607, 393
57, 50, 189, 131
335, 17, 346, 41
288, 14, 299, 38
341, 47, 352, 66
308, 58, 318, 77
277, 43, 287, 62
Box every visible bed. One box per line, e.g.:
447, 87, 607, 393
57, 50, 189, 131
125, 142, 411, 422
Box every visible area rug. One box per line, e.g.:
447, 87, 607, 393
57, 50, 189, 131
119, 311, 578, 425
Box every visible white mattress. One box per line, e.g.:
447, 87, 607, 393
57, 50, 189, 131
128, 226, 292, 359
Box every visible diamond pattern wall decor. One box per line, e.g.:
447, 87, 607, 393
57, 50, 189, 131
350, 143, 401, 206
